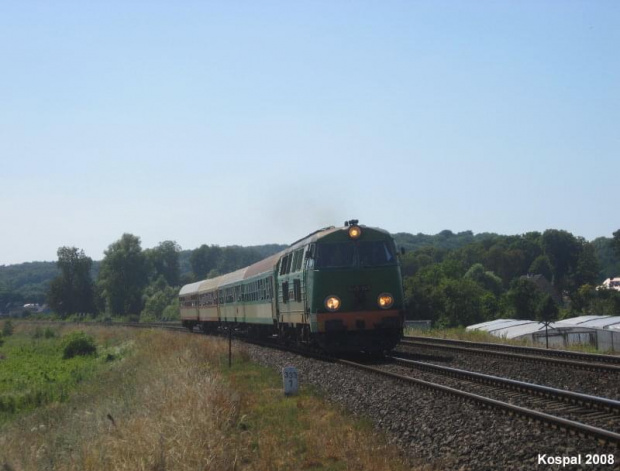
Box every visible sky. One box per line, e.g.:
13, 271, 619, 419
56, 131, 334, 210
1, 1, 618, 266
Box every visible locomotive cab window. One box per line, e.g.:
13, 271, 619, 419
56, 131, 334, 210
359, 241, 397, 267
315, 240, 397, 269
314, 243, 355, 268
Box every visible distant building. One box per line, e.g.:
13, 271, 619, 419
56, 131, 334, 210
600, 277, 620, 292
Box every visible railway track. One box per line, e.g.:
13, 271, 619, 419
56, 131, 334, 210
401, 337, 620, 373
341, 357, 620, 446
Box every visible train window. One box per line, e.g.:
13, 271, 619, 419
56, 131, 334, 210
282, 281, 289, 303
359, 241, 397, 267
315, 243, 355, 268
279, 256, 288, 275
292, 249, 303, 272
293, 279, 302, 302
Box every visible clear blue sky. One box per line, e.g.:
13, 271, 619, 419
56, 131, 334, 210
1, 1, 618, 265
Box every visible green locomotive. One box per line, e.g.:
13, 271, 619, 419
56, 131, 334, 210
179, 220, 404, 353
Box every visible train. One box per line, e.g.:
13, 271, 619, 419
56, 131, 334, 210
178, 220, 404, 353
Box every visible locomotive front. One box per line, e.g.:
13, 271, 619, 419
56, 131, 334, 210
306, 222, 404, 353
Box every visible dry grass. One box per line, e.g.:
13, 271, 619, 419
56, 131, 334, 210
0, 329, 423, 470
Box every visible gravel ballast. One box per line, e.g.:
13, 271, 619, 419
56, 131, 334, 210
394, 345, 620, 401
246, 344, 619, 470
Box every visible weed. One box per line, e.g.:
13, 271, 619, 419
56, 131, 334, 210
61, 332, 97, 359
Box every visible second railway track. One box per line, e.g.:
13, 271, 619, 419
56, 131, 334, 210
401, 337, 620, 373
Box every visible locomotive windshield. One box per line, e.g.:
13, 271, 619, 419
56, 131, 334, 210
314, 240, 397, 269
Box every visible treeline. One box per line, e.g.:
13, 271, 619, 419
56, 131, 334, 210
399, 229, 620, 327
2, 228, 619, 327
0, 234, 284, 321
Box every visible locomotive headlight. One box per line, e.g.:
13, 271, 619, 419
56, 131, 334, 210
377, 293, 394, 309
348, 225, 362, 239
324, 295, 341, 312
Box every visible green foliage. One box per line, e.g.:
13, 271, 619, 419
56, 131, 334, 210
393, 230, 496, 252
140, 276, 179, 322
162, 297, 180, 320
2, 320, 14, 336
190, 244, 268, 280
437, 278, 487, 327
541, 229, 581, 290
537, 295, 559, 322
33, 327, 56, 339
0, 328, 103, 419
61, 331, 97, 359
506, 278, 543, 320
592, 236, 620, 280
98, 233, 149, 315
574, 288, 620, 317
464, 263, 503, 296
613, 229, 620, 258
47, 246, 96, 317
574, 242, 599, 288
145, 240, 181, 287
529, 255, 553, 280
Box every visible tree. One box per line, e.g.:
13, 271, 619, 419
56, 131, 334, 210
146, 240, 181, 286
541, 229, 580, 288
536, 295, 559, 348
574, 241, 599, 288
438, 278, 486, 327
190, 245, 222, 280
528, 255, 553, 281
613, 229, 620, 258
98, 234, 148, 316
464, 263, 503, 296
47, 247, 95, 317
506, 278, 543, 320
537, 295, 559, 322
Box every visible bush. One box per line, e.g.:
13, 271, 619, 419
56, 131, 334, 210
2, 320, 14, 337
61, 331, 97, 359
34, 327, 56, 339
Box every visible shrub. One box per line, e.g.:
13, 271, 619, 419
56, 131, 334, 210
61, 331, 97, 359
2, 320, 14, 337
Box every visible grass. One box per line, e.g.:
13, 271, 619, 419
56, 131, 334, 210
0, 323, 133, 422
0, 325, 425, 470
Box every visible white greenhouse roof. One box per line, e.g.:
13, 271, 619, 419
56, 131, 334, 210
468, 315, 620, 340
555, 316, 620, 330
467, 319, 550, 339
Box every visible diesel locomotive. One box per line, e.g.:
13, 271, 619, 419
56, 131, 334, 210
178, 221, 404, 353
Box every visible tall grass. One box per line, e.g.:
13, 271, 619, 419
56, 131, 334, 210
1, 329, 423, 470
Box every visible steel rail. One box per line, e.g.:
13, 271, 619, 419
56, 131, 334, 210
338, 359, 620, 446
403, 336, 620, 364
400, 339, 620, 373
389, 356, 620, 413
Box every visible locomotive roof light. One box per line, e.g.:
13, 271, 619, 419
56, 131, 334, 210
377, 293, 394, 309
348, 225, 362, 239
325, 295, 341, 312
